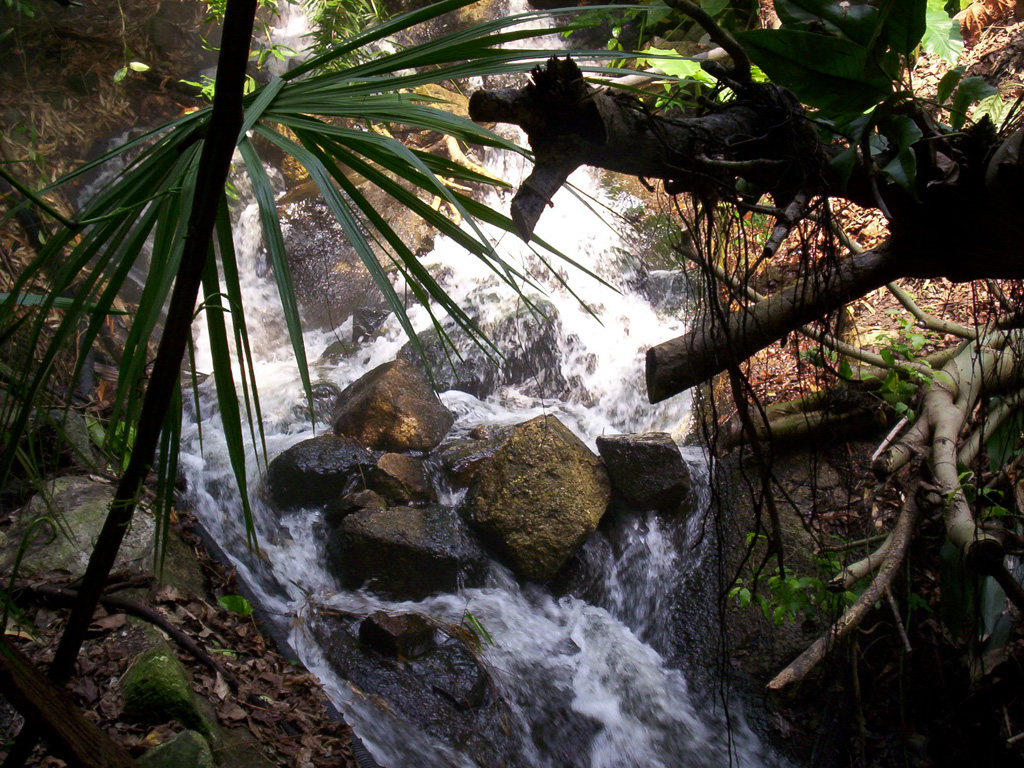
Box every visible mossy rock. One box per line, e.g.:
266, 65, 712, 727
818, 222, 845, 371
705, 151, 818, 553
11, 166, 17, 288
138, 730, 214, 768
121, 645, 211, 736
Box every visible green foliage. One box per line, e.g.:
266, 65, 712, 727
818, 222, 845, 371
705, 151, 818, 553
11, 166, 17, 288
459, 610, 493, 650
217, 594, 254, 617
873, 312, 935, 419
729, 535, 856, 625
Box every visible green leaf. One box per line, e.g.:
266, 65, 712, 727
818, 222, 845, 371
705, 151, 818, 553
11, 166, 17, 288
921, 5, 964, 65
872, 0, 927, 57
936, 66, 964, 104
971, 92, 1009, 129
113, 67, 127, 82
774, 0, 881, 46
128, 61, 150, 72
878, 113, 923, 198
951, 76, 999, 129
640, 47, 714, 83
736, 29, 894, 116
217, 595, 253, 617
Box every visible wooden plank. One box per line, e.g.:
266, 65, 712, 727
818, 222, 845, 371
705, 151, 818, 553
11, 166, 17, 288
0, 638, 137, 768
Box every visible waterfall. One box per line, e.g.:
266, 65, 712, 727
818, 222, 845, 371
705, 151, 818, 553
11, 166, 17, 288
178, 7, 787, 767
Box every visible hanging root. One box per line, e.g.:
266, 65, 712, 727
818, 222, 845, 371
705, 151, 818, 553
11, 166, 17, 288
768, 483, 921, 690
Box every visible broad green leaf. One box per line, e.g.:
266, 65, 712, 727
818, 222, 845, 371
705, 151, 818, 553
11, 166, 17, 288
921, 5, 963, 65
737, 29, 894, 116
774, 0, 881, 46
936, 66, 965, 104
870, 0, 927, 57
973, 92, 1010, 128
951, 76, 999, 129
218, 594, 253, 617
829, 145, 859, 191
640, 47, 714, 83
128, 61, 150, 72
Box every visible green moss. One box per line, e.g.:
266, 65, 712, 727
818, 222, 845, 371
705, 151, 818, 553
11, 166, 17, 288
138, 730, 214, 768
121, 645, 211, 736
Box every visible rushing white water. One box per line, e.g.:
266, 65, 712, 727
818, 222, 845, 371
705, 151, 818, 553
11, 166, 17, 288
176, 5, 787, 766
180, 144, 787, 765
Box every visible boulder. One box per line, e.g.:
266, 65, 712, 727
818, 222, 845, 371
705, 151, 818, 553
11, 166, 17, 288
359, 611, 437, 659
462, 415, 611, 581
324, 489, 388, 528
328, 505, 488, 600
595, 432, 690, 512
332, 359, 454, 452
265, 434, 375, 511
0, 476, 154, 580
368, 453, 436, 503
120, 645, 212, 735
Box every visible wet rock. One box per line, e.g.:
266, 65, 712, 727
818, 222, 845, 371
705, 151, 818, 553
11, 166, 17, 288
138, 730, 213, 768
332, 359, 454, 452
328, 505, 488, 600
463, 415, 611, 581
121, 645, 212, 735
368, 453, 436, 503
596, 432, 690, 512
399, 300, 587, 401
290, 380, 343, 427
437, 426, 514, 486
410, 642, 489, 710
359, 611, 437, 659
0, 476, 154, 580
311, 614, 519, 767
265, 435, 375, 511
279, 199, 388, 333
324, 489, 388, 528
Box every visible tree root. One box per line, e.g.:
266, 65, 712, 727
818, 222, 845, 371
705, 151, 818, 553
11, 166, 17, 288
768, 483, 921, 690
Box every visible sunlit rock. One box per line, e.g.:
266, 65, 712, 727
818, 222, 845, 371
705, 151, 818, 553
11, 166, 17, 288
331, 358, 455, 452
595, 432, 690, 512
328, 505, 488, 600
265, 434, 375, 511
368, 452, 436, 504
462, 415, 611, 581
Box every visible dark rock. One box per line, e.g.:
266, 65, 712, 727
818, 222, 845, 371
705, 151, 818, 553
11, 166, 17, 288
328, 505, 488, 600
291, 380, 343, 427
0, 476, 154, 580
332, 359, 454, 452
437, 427, 513, 486
359, 611, 436, 659
368, 453, 436, 503
410, 643, 489, 710
399, 300, 588, 401
463, 415, 611, 581
324, 489, 388, 528
279, 199, 388, 333
266, 435, 375, 511
596, 432, 690, 512
310, 614, 521, 767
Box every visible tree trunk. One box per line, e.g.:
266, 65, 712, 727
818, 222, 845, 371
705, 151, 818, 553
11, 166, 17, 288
646, 247, 901, 402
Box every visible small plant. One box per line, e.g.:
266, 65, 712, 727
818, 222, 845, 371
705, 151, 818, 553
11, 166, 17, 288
218, 594, 254, 617
730, 536, 856, 626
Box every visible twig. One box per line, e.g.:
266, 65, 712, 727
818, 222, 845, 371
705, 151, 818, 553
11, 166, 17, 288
885, 587, 912, 653
817, 533, 889, 553
12, 583, 240, 693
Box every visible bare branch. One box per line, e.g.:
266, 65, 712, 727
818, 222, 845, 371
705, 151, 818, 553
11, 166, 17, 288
886, 282, 977, 340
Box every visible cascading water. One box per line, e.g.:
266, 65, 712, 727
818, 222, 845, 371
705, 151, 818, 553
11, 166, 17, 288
177, 6, 788, 766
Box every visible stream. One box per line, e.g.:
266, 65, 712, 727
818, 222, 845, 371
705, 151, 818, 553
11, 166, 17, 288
176, 6, 787, 766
